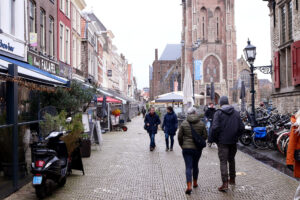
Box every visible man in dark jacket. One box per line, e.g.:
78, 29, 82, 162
144, 107, 161, 151
142, 107, 146, 118
205, 102, 216, 146
162, 106, 178, 151
210, 96, 245, 192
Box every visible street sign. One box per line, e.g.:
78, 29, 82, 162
194, 60, 203, 81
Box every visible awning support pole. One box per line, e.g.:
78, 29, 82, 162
7, 64, 19, 190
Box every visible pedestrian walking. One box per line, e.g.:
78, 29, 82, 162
162, 106, 178, 151
286, 109, 300, 200
178, 107, 207, 195
210, 96, 245, 192
142, 107, 146, 118
205, 102, 216, 147
144, 107, 161, 151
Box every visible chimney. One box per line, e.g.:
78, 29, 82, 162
155, 49, 158, 61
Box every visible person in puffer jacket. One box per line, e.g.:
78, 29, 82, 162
178, 107, 207, 195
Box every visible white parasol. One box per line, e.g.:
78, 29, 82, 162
183, 67, 194, 107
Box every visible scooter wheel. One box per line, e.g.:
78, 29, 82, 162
58, 177, 67, 187
35, 184, 50, 199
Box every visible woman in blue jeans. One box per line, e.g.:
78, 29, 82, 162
162, 106, 178, 151
178, 107, 207, 195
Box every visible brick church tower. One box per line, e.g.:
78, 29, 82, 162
182, 0, 238, 104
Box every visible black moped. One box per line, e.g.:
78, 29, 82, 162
31, 130, 70, 198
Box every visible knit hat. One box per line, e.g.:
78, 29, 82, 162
219, 96, 229, 106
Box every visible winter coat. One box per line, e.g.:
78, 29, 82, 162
144, 113, 161, 134
178, 114, 207, 150
286, 115, 300, 178
205, 108, 216, 121
162, 112, 178, 135
142, 108, 146, 114
210, 105, 245, 144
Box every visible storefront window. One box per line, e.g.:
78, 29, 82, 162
18, 87, 39, 122
0, 84, 40, 198
0, 126, 13, 199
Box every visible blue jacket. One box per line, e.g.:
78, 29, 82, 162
162, 112, 178, 135
144, 113, 161, 134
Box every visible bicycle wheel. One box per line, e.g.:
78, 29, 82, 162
266, 131, 277, 150
276, 132, 289, 154
253, 137, 269, 150
283, 137, 289, 156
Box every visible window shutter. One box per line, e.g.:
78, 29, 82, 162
274, 51, 280, 89
292, 40, 300, 86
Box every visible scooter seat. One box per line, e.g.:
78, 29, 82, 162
34, 149, 57, 156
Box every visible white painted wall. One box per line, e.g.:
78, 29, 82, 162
0, 0, 26, 60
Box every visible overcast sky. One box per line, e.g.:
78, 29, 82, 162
85, 0, 271, 89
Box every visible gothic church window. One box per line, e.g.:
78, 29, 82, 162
227, 0, 230, 13
200, 7, 207, 41
215, 7, 221, 41
203, 55, 220, 83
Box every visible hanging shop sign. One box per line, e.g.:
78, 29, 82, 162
29, 33, 38, 47
28, 52, 58, 75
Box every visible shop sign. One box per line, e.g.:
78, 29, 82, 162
28, 52, 58, 75
59, 62, 72, 79
0, 39, 14, 52
0, 34, 25, 58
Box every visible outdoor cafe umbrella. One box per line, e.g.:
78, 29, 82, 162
240, 81, 246, 112
183, 67, 194, 107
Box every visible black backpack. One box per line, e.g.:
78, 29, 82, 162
189, 122, 206, 150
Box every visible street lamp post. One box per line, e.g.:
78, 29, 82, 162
243, 39, 272, 127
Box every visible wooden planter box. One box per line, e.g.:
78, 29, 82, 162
80, 139, 91, 158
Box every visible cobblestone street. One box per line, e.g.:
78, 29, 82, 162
5, 116, 299, 200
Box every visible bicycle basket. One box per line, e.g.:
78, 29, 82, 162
253, 127, 267, 139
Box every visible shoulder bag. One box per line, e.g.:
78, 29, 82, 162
189, 122, 206, 150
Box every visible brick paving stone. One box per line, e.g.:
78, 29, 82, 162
5, 116, 299, 200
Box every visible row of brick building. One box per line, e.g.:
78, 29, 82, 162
0, 0, 136, 98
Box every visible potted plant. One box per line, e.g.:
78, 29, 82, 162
80, 133, 91, 158
40, 111, 84, 157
